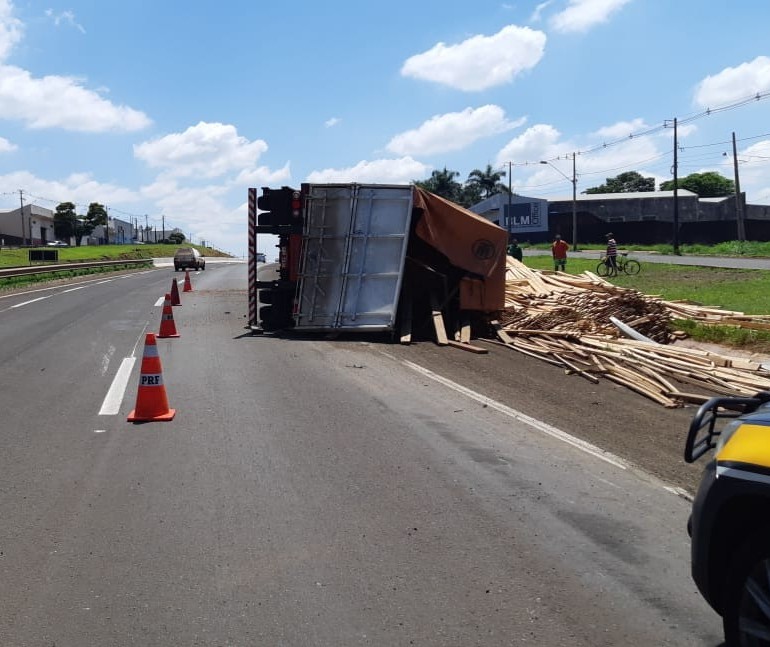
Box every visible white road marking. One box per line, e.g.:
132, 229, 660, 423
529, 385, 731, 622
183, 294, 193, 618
10, 296, 50, 308
401, 359, 630, 470
62, 286, 87, 293
98, 357, 136, 415
153, 296, 165, 307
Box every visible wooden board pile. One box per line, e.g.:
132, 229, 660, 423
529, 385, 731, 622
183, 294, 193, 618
493, 258, 770, 407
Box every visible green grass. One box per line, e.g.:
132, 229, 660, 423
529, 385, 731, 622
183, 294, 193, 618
525, 239, 770, 257
0, 242, 225, 269
0, 243, 230, 292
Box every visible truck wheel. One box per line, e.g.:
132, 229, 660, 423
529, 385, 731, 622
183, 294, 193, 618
723, 527, 770, 645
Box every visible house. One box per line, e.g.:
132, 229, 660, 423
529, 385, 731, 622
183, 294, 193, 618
0, 205, 58, 246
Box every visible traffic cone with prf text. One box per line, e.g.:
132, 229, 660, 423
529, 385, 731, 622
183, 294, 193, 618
158, 293, 180, 338
127, 333, 175, 422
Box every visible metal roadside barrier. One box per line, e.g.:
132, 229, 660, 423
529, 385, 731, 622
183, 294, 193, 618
0, 259, 151, 279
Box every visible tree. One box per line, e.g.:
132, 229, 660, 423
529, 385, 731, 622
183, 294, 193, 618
414, 167, 463, 204
660, 171, 735, 197
53, 202, 78, 242
86, 202, 109, 243
168, 232, 185, 244
466, 164, 508, 199
584, 171, 655, 194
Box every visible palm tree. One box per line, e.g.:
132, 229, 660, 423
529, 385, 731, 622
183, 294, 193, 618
414, 167, 462, 202
466, 164, 509, 199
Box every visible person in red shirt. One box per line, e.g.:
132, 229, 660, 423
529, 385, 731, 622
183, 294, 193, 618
551, 234, 570, 271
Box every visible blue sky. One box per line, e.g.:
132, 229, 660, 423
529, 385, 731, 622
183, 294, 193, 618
0, 0, 768, 257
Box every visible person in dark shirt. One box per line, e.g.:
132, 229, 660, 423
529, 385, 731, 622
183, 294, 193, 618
605, 233, 618, 273
507, 238, 523, 262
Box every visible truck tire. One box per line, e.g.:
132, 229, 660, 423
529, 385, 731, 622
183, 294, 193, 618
722, 527, 770, 645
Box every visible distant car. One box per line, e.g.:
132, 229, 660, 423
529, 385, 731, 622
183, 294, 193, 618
174, 247, 205, 271
256, 252, 266, 263
46, 240, 69, 247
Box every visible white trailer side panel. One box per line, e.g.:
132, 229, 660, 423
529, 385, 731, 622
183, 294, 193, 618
294, 184, 413, 331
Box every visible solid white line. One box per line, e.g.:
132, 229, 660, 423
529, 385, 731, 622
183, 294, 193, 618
11, 296, 50, 308
62, 286, 87, 293
401, 359, 630, 470
98, 357, 136, 415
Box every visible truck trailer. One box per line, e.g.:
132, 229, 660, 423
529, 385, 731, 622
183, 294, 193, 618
247, 183, 508, 338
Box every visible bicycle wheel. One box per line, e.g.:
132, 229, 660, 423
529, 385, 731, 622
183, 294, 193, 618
623, 259, 641, 275
596, 262, 611, 277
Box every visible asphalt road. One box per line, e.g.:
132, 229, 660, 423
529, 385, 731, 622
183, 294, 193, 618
0, 261, 724, 646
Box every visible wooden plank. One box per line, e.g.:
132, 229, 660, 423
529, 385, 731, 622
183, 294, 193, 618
430, 293, 449, 346
460, 315, 471, 344
447, 340, 488, 354
490, 319, 515, 345
399, 285, 412, 345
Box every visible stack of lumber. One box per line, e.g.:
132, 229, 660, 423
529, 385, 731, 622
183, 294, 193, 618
503, 258, 672, 343
494, 258, 770, 407
662, 299, 770, 330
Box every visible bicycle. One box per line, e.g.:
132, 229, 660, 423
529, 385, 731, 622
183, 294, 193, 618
596, 252, 641, 277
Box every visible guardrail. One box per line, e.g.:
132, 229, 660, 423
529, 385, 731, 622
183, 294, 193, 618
0, 259, 152, 279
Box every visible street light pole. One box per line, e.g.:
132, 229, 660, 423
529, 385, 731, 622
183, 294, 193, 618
570, 153, 577, 251
507, 161, 512, 238
540, 155, 578, 250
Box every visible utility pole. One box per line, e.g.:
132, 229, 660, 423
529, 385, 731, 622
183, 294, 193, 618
672, 118, 680, 255
507, 161, 512, 239
145, 214, 149, 243
18, 189, 25, 246
732, 131, 746, 241
162, 214, 165, 241
571, 152, 577, 251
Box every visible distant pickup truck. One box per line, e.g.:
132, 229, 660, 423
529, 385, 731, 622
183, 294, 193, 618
256, 252, 266, 263
173, 247, 205, 271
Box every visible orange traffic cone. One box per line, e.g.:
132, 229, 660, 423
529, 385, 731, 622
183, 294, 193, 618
183, 270, 193, 292
170, 277, 181, 306
127, 333, 175, 422
157, 293, 180, 338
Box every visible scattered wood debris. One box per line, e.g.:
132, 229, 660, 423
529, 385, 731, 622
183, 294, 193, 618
491, 258, 770, 407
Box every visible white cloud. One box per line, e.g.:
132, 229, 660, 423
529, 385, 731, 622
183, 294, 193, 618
134, 122, 268, 179
0, 170, 140, 209
0, 3, 148, 132
0, 135, 15, 152
530, 1, 554, 22
386, 105, 525, 156
324, 117, 341, 128
234, 162, 292, 187
45, 9, 85, 34
496, 123, 564, 166
400, 24, 546, 92
306, 157, 430, 184
694, 56, 770, 108
549, 0, 632, 34
0, 0, 23, 62
0, 65, 151, 132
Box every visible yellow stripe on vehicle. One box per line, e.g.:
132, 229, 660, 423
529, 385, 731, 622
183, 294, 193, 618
717, 423, 770, 468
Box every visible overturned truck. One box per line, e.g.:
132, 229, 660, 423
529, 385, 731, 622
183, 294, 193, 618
247, 183, 507, 340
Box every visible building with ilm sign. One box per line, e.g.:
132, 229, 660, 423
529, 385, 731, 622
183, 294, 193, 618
470, 191, 770, 245
469, 194, 550, 243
